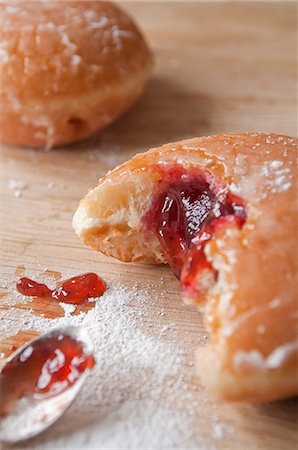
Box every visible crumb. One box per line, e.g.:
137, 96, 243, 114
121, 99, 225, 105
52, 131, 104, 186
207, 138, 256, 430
8, 179, 28, 191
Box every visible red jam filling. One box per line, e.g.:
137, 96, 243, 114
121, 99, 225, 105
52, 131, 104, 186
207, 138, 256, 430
0, 334, 95, 416
16, 273, 106, 304
143, 166, 246, 300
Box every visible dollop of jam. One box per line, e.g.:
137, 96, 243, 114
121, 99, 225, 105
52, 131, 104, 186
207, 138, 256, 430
143, 166, 246, 301
0, 334, 95, 416
16, 273, 106, 304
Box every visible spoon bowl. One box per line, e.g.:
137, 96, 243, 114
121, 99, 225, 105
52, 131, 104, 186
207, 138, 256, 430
0, 326, 94, 443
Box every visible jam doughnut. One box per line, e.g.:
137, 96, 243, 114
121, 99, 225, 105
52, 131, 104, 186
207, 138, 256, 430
73, 133, 297, 402
0, 1, 152, 148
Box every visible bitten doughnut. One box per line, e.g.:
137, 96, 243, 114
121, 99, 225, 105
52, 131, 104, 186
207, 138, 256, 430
73, 133, 298, 403
0, 1, 152, 148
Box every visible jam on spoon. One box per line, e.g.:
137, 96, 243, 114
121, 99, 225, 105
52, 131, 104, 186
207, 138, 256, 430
16, 272, 106, 304
0, 329, 95, 418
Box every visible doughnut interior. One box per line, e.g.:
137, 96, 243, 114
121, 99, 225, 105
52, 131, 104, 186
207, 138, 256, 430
73, 133, 298, 402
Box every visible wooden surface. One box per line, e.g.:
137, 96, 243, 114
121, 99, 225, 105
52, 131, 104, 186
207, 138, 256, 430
0, 1, 297, 449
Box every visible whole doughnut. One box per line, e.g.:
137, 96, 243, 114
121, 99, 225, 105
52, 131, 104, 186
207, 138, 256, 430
0, 1, 153, 148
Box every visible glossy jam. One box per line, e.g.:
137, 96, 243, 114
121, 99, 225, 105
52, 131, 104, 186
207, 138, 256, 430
143, 166, 246, 298
181, 192, 246, 301
0, 334, 95, 416
16, 273, 106, 304
16, 278, 52, 298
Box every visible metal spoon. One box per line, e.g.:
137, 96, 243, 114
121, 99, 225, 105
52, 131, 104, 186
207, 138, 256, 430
0, 326, 94, 443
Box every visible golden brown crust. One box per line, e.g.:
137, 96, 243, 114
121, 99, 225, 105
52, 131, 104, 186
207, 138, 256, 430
0, 1, 152, 148
73, 133, 298, 402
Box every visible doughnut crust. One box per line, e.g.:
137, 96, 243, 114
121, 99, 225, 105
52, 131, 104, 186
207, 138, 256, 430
0, 1, 152, 148
73, 133, 298, 402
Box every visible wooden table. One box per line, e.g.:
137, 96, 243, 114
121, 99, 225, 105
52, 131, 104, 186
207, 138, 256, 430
1, 1, 297, 449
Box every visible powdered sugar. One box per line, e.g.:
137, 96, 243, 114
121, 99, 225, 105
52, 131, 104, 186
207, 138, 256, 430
7, 179, 28, 191
212, 422, 234, 441
0, 283, 219, 448
233, 341, 298, 370
260, 160, 292, 194
59, 302, 76, 317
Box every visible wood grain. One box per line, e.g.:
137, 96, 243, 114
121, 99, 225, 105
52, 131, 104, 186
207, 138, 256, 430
0, 1, 297, 449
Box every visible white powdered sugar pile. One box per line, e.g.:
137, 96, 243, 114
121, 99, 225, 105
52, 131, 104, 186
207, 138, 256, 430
0, 282, 224, 449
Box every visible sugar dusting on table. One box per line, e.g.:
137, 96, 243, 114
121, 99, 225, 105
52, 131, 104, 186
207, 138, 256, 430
0, 280, 233, 449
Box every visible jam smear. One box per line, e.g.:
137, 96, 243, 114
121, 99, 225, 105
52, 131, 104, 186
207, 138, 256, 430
16, 278, 52, 298
16, 273, 106, 304
143, 166, 246, 300
0, 333, 95, 416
